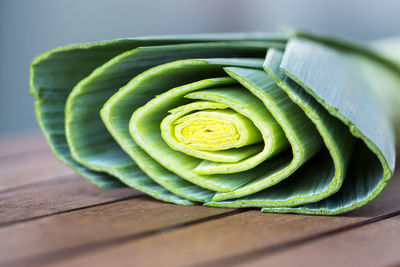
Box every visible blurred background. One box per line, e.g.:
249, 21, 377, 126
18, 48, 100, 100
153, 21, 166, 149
1, 0, 400, 138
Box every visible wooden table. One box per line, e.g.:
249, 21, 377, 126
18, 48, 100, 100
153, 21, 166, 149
1, 133, 399, 267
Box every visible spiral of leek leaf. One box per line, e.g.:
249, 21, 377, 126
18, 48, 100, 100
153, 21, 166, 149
30, 31, 400, 215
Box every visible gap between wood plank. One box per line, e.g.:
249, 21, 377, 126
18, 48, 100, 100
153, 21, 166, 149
19, 206, 400, 267
26, 173, 400, 267
0, 173, 78, 195
196, 209, 400, 267
0, 146, 74, 191
3, 173, 399, 267
2, 208, 247, 267
0, 174, 140, 225
241, 215, 400, 267
1, 159, 398, 266
0, 194, 143, 228
1, 133, 399, 267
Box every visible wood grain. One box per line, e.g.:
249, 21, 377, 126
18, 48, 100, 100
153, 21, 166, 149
41, 172, 400, 267
1, 134, 399, 267
0, 175, 140, 225
245, 215, 400, 267
0, 197, 235, 265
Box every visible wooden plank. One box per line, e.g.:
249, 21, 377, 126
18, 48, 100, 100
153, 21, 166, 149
244, 215, 400, 267
40, 172, 400, 267
0, 175, 140, 225
0, 131, 76, 191
1, 133, 398, 266
0, 131, 48, 157
45, 212, 365, 267
0, 147, 74, 191
0, 197, 235, 265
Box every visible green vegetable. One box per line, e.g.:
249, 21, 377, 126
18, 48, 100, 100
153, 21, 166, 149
30, 31, 400, 215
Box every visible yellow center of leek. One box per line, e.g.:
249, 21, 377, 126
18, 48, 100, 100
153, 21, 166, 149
174, 109, 262, 151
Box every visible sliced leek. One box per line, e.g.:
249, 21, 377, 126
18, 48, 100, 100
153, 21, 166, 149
30, 31, 400, 215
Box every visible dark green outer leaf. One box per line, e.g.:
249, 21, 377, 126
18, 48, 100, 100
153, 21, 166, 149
262, 37, 397, 214
281, 38, 395, 171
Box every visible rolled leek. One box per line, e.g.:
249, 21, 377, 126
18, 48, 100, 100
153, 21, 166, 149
30, 31, 400, 215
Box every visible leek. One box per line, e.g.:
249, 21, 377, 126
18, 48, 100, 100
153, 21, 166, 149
30, 31, 400, 215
